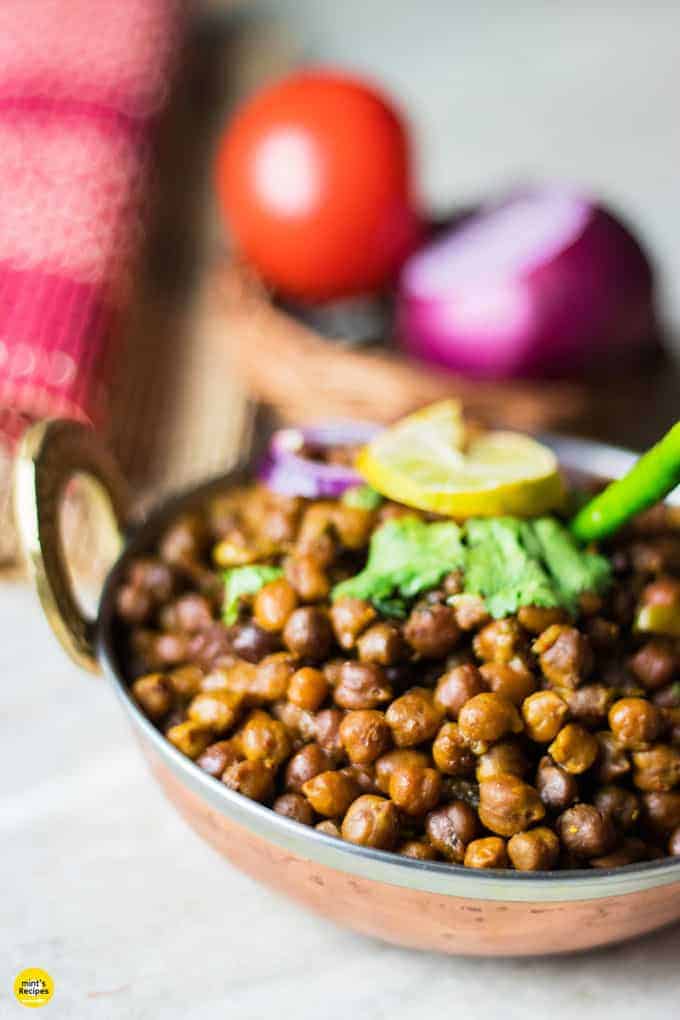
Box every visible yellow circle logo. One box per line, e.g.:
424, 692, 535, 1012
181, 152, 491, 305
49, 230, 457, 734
14, 969, 54, 1008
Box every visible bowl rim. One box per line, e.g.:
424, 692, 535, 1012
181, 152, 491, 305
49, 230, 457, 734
97, 433, 680, 903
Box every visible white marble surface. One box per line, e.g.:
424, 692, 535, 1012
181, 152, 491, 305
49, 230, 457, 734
3, 578, 680, 1019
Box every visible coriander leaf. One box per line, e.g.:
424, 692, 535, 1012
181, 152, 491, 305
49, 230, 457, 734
530, 516, 611, 610
222, 564, 283, 625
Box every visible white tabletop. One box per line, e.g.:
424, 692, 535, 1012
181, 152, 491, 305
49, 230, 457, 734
3, 579, 680, 1019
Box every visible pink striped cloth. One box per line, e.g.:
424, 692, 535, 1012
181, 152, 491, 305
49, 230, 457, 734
0, 0, 179, 450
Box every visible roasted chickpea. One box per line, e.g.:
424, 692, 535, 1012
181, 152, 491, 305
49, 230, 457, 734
166, 720, 213, 759
230, 621, 280, 663
374, 749, 431, 795
404, 603, 460, 658
168, 665, 203, 701
593, 786, 641, 832
334, 661, 393, 710
240, 710, 291, 768
152, 632, 189, 668
608, 697, 663, 750
316, 819, 341, 838
341, 795, 400, 850
331, 504, 375, 549
478, 774, 545, 836
464, 837, 509, 869
341, 763, 378, 795
632, 745, 680, 791
284, 554, 330, 602
132, 673, 174, 721
296, 504, 337, 566
476, 740, 529, 782
433, 664, 486, 719
590, 837, 648, 869
273, 792, 315, 825
196, 739, 242, 777
425, 800, 479, 862
595, 731, 631, 784
535, 755, 579, 812
284, 743, 331, 793
399, 840, 439, 861
533, 624, 593, 689
253, 578, 298, 632
563, 684, 614, 729
314, 707, 346, 760
338, 710, 392, 765
160, 593, 213, 634
389, 765, 442, 816
283, 607, 333, 661
160, 514, 205, 567
287, 667, 329, 712
252, 652, 296, 702
222, 759, 274, 801
517, 605, 568, 634
479, 660, 537, 706
548, 724, 599, 775
302, 770, 359, 817
521, 690, 569, 743
507, 827, 560, 871
473, 618, 524, 664
357, 622, 409, 666
329, 597, 376, 650
385, 688, 443, 747
188, 689, 244, 734
450, 593, 490, 631
116, 584, 153, 624
458, 693, 523, 753
629, 640, 677, 691
432, 722, 475, 776
556, 804, 616, 859
128, 557, 176, 603
642, 791, 680, 834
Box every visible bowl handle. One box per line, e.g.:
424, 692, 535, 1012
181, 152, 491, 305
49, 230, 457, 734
13, 419, 132, 674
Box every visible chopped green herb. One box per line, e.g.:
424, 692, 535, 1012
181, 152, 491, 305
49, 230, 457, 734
530, 516, 611, 610
332, 516, 465, 609
342, 484, 383, 510
222, 564, 283, 625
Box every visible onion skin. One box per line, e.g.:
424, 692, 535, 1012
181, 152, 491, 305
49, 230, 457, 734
397, 195, 657, 380
259, 422, 379, 498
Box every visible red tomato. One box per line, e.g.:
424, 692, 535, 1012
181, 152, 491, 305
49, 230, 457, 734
215, 70, 422, 302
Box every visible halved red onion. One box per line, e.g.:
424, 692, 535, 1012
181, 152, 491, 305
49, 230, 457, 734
397, 189, 656, 379
259, 421, 379, 498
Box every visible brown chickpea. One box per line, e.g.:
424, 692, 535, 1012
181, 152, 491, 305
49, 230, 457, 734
187, 624, 238, 672
329, 597, 376, 650
642, 791, 680, 834
385, 688, 443, 747
507, 827, 560, 871
222, 759, 274, 802
478, 774, 545, 836
302, 770, 360, 817
389, 765, 442, 816
132, 673, 174, 721
230, 621, 280, 664
556, 804, 616, 859
535, 755, 579, 812
273, 792, 315, 826
160, 514, 205, 567
608, 697, 663, 750
629, 640, 677, 691
632, 745, 680, 791
287, 667, 329, 712
593, 786, 641, 832
375, 750, 431, 795
271, 699, 317, 744
323, 659, 345, 688
283, 607, 333, 661
253, 578, 298, 632
116, 584, 153, 624
188, 689, 244, 734
331, 504, 375, 549
341, 763, 378, 795
284, 555, 330, 602
432, 722, 476, 776
339, 710, 391, 765
517, 605, 568, 634
533, 624, 593, 689
595, 731, 631, 784
669, 827, 680, 856
548, 724, 599, 775
357, 622, 409, 666
425, 800, 479, 862
240, 710, 291, 769
334, 661, 393, 710
521, 690, 569, 743
450, 594, 490, 631
663, 706, 680, 745
473, 618, 524, 664
433, 664, 486, 719
590, 838, 648, 869
252, 653, 296, 703
168, 665, 203, 701
166, 720, 213, 759
399, 840, 439, 861
404, 603, 460, 658
196, 739, 242, 778
128, 557, 176, 603
316, 819, 341, 838
563, 685, 614, 729
153, 632, 189, 667
284, 743, 331, 793
314, 707, 346, 760
464, 837, 509, 869
341, 795, 400, 850
480, 660, 537, 706
476, 740, 529, 782
458, 693, 523, 754
160, 593, 213, 634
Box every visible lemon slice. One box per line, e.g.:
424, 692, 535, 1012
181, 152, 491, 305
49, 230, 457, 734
357, 404, 564, 518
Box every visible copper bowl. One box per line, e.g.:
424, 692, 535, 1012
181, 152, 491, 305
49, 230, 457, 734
15, 420, 680, 956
